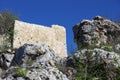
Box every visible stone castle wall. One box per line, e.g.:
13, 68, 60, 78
13, 20, 67, 58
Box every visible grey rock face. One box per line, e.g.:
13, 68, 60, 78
73, 16, 120, 48
65, 48, 120, 79
0, 52, 14, 70
66, 48, 120, 68
0, 54, 8, 70
26, 67, 68, 80
115, 44, 120, 51
3, 66, 68, 80
10, 43, 58, 67
3, 43, 69, 80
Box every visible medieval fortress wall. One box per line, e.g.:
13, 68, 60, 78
13, 20, 67, 58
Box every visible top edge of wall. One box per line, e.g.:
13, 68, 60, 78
15, 20, 65, 30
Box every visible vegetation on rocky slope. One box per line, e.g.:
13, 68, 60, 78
1, 10, 120, 80
0, 10, 18, 51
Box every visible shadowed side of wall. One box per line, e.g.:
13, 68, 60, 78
13, 20, 67, 58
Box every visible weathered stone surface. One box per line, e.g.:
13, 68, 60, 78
10, 43, 59, 67
13, 20, 67, 58
66, 48, 120, 66
26, 67, 68, 80
3, 44, 120, 80
65, 48, 120, 79
3, 43, 69, 80
73, 16, 120, 48
115, 44, 120, 51
0, 54, 8, 70
0, 52, 14, 70
3, 67, 69, 80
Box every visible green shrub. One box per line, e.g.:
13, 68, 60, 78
0, 10, 18, 51
14, 68, 27, 77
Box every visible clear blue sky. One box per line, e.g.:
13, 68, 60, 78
1, 0, 120, 54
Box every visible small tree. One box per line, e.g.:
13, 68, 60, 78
0, 10, 18, 50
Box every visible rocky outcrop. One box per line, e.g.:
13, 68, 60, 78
65, 48, 120, 80
70, 16, 120, 79
1, 44, 120, 80
10, 43, 58, 67
73, 16, 120, 48
2, 43, 68, 80
66, 48, 120, 67
0, 50, 14, 70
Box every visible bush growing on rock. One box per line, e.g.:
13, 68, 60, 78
0, 10, 18, 51
67, 48, 120, 80
71, 16, 120, 79
14, 68, 27, 77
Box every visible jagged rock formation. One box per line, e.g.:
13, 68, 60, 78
10, 43, 61, 67
71, 16, 120, 79
73, 16, 120, 48
66, 48, 120, 67
1, 43, 120, 80
65, 48, 120, 80
2, 43, 68, 80
0, 50, 14, 70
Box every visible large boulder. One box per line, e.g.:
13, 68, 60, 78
10, 43, 59, 67
73, 16, 120, 48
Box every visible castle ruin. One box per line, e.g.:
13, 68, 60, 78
13, 20, 67, 58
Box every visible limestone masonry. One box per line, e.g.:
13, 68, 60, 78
13, 20, 67, 58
